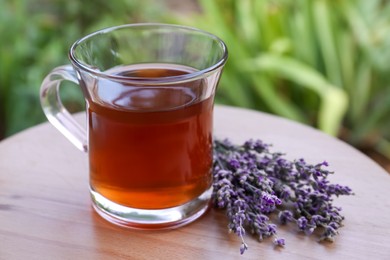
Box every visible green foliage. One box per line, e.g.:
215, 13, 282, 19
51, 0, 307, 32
0, 0, 161, 138
179, 0, 390, 158
2, 0, 390, 160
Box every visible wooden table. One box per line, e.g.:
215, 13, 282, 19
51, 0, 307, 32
1, 106, 389, 259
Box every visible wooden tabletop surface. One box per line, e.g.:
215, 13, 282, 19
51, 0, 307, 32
0, 105, 389, 260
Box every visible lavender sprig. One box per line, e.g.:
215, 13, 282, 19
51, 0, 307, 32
212, 138, 354, 254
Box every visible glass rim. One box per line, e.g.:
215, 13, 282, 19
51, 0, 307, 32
68, 23, 228, 84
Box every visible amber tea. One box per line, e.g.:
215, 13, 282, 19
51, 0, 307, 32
88, 64, 214, 209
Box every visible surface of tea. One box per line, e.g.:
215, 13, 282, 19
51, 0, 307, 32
88, 64, 213, 209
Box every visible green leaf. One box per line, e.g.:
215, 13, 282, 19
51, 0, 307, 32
245, 54, 348, 135
251, 74, 305, 122
318, 87, 348, 135
312, 0, 342, 87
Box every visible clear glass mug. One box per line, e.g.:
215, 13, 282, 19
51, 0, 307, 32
40, 24, 227, 229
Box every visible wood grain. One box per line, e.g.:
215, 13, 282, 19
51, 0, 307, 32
0, 105, 389, 259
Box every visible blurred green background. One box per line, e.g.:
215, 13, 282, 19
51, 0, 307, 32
1, 0, 390, 168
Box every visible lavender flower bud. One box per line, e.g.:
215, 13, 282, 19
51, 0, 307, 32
274, 238, 285, 247
278, 210, 293, 224
240, 243, 248, 255
310, 215, 327, 225
320, 161, 329, 167
244, 139, 268, 153
297, 216, 308, 231
229, 159, 240, 170
267, 224, 277, 235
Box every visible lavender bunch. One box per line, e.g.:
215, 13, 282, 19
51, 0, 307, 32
212, 139, 354, 254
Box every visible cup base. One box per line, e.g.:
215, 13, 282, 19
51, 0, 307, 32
90, 187, 212, 230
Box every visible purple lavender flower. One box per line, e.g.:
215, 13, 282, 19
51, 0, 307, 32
320, 161, 329, 167
274, 238, 285, 247
212, 138, 354, 254
310, 215, 326, 225
244, 139, 269, 153
326, 184, 353, 196
240, 242, 248, 255
278, 210, 294, 224
229, 159, 241, 170
297, 216, 308, 231
267, 224, 277, 235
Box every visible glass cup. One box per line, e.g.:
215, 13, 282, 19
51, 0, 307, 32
40, 24, 227, 229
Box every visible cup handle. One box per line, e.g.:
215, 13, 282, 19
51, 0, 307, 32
40, 65, 88, 152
